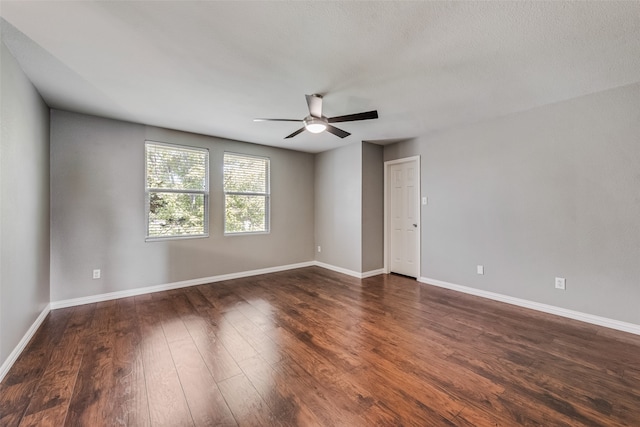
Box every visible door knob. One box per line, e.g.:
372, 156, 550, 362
413, 223, 418, 227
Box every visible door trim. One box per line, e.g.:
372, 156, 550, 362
383, 156, 421, 277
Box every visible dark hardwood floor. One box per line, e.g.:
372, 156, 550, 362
1, 266, 639, 426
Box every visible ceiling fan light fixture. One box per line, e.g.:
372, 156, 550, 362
304, 117, 327, 134
255, 94, 377, 139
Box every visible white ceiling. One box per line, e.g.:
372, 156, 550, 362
1, 1, 639, 153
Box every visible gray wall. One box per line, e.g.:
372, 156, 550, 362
384, 82, 640, 325
314, 142, 362, 272
0, 41, 50, 364
314, 141, 384, 274
361, 142, 383, 272
50, 110, 315, 302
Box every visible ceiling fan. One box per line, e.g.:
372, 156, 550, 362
254, 94, 378, 139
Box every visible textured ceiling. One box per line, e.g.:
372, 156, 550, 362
1, 1, 639, 153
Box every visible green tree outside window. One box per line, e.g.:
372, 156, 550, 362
145, 142, 209, 239
224, 153, 270, 234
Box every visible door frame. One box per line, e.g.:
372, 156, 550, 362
383, 155, 421, 277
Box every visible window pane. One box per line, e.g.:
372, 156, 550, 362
148, 192, 206, 237
146, 142, 209, 240
147, 143, 207, 191
223, 153, 268, 193
223, 152, 270, 234
225, 195, 266, 233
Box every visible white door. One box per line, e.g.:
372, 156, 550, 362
388, 158, 420, 278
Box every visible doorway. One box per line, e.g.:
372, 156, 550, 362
384, 156, 420, 278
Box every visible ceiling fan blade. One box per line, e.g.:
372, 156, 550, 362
327, 110, 378, 123
254, 118, 303, 122
284, 127, 306, 139
305, 94, 323, 118
325, 125, 350, 138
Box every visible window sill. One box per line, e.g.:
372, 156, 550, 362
145, 234, 209, 242
224, 231, 270, 237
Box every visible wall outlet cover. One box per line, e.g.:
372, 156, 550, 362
477, 265, 484, 275
555, 277, 566, 290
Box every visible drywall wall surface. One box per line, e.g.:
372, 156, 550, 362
361, 142, 383, 272
384, 82, 640, 324
50, 110, 314, 302
314, 142, 362, 273
0, 41, 50, 365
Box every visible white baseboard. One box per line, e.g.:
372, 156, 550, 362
51, 261, 384, 311
361, 268, 385, 278
51, 261, 316, 310
313, 262, 384, 279
0, 304, 51, 382
420, 276, 640, 336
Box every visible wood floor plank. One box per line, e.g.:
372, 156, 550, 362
236, 354, 314, 426
62, 297, 151, 426
19, 304, 96, 427
234, 298, 278, 333
222, 309, 284, 365
2, 267, 639, 426
270, 359, 366, 426
135, 295, 194, 426
111, 297, 151, 427
167, 337, 237, 426
217, 374, 277, 427
0, 309, 73, 427
158, 293, 237, 426
63, 301, 118, 427
180, 288, 245, 381
187, 287, 260, 363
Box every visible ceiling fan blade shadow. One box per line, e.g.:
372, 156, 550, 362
284, 127, 306, 139
327, 110, 378, 123
305, 94, 323, 118
325, 125, 350, 138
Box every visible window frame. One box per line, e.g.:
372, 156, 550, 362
223, 152, 271, 236
145, 140, 209, 241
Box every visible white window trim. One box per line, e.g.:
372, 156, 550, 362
223, 152, 271, 236
145, 140, 209, 241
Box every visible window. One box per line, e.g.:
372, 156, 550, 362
145, 141, 209, 240
224, 152, 270, 234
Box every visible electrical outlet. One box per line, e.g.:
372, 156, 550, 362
555, 277, 566, 290
317, 246, 321, 253
422, 196, 428, 205
477, 265, 484, 275
93, 269, 101, 279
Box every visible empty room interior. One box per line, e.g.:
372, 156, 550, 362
1, 2, 639, 426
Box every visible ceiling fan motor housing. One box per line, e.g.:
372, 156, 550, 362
303, 116, 327, 133
254, 94, 378, 139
